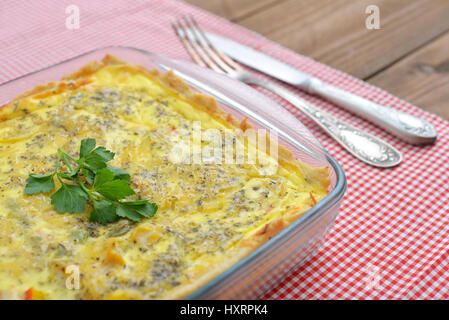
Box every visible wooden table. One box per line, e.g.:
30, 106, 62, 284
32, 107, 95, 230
186, 0, 449, 120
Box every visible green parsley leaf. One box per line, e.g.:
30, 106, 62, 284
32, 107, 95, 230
83, 152, 108, 170
116, 203, 142, 222
50, 183, 89, 213
79, 139, 115, 170
121, 200, 149, 205
121, 201, 158, 218
58, 166, 80, 180
81, 167, 95, 184
80, 138, 96, 158
89, 199, 119, 225
24, 173, 55, 194
94, 168, 115, 188
91, 147, 114, 162
107, 166, 131, 183
95, 179, 135, 200
82, 147, 115, 170
140, 203, 158, 218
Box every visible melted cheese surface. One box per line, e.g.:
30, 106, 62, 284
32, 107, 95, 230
0, 62, 328, 299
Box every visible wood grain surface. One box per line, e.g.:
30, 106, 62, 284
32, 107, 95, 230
186, 0, 449, 120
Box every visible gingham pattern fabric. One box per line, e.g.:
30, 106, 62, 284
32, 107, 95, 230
1, 0, 448, 300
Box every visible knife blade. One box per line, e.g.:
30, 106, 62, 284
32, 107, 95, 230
205, 33, 311, 88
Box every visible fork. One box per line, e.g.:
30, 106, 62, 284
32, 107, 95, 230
172, 16, 402, 168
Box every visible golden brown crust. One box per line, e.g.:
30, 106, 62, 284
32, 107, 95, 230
1, 55, 330, 300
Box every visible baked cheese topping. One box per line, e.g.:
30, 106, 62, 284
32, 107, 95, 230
0, 56, 329, 299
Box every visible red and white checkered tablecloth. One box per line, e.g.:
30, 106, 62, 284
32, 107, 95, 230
1, 0, 449, 300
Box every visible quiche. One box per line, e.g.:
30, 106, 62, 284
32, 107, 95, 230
0, 55, 330, 299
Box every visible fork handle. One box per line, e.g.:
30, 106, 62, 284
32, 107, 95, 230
303, 78, 436, 145
245, 78, 402, 168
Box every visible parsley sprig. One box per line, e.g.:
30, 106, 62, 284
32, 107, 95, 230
24, 138, 157, 224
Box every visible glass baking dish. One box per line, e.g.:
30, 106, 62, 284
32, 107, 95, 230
0, 46, 346, 299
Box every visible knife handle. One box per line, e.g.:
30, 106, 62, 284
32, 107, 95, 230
246, 78, 402, 167
303, 78, 436, 145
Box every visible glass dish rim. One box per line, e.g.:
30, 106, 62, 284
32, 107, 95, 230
0, 45, 347, 299
187, 154, 345, 299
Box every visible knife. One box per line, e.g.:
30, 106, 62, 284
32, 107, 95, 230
206, 32, 437, 145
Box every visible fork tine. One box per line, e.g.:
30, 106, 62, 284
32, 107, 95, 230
188, 15, 243, 72
171, 20, 206, 68
186, 16, 237, 74
178, 17, 224, 74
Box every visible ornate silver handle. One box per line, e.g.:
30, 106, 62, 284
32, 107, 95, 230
246, 78, 402, 168
304, 78, 437, 145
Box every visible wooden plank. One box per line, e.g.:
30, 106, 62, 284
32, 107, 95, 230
368, 31, 449, 120
235, 0, 449, 79
186, 0, 281, 21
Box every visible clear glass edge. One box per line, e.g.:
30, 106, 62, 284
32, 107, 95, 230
186, 154, 346, 299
